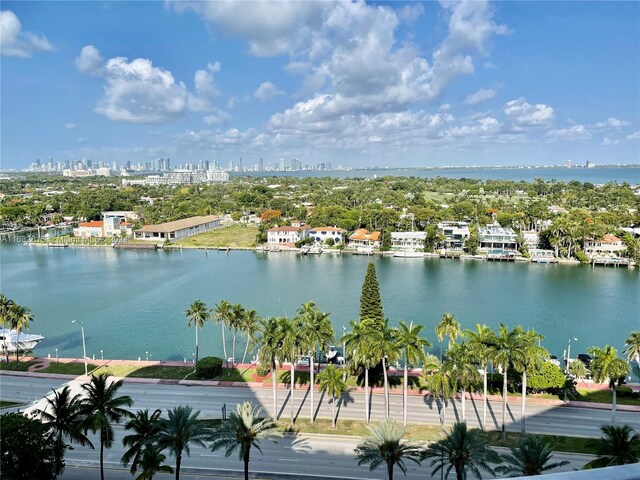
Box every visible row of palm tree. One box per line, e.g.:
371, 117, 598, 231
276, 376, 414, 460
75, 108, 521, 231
0, 294, 35, 363
32, 372, 280, 480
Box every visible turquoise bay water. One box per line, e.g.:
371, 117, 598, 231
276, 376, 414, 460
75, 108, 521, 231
1, 244, 638, 371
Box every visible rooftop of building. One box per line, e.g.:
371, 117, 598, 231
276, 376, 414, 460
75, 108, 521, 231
135, 215, 220, 233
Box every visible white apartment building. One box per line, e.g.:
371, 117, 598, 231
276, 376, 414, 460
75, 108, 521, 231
267, 226, 310, 245
437, 221, 470, 249
308, 226, 346, 245
391, 232, 426, 252
478, 223, 517, 251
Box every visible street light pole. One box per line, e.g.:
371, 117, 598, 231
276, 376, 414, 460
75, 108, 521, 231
72, 320, 88, 376
566, 337, 578, 374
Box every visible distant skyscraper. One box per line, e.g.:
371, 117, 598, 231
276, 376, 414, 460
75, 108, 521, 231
567, 159, 572, 168
238, 158, 243, 171
258, 158, 264, 171
278, 157, 286, 171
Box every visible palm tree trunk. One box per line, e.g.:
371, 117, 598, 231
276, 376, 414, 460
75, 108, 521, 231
221, 322, 228, 366
243, 449, 250, 480
382, 357, 389, 419
100, 439, 105, 480
15, 330, 19, 363
272, 359, 278, 419
403, 361, 408, 427
502, 365, 508, 440
442, 395, 447, 427
482, 363, 487, 431
241, 334, 250, 365
310, 354, 315, 423
461, 387, 466, 422
232, 331, 237, 367
612, 386, 617, 423
364, 367, 370, 424
332, 394, 336, 429
175, 453, 181, 480
56, 433, 63, 477
521, 369, 527, 434
290, 358, 295, 425
195, 327, 199, 364
387, 460, 394, 480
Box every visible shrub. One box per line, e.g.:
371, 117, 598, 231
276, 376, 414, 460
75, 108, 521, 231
616, 387, 639, 399
575, 250, 589, 263
195, 356, 223, 379
256, 365, 271, 377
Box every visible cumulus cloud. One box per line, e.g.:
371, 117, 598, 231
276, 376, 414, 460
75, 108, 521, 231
1, 10, 54, 57
601, 137, 620, 146
627, 131, 640, 140
255, 82, 285, 101
463, 88, 496, 105
504, 97, 554, 127
545, 124, 591, 141
203, 109, 233, 125
75, 45, 104, 75
594, 117, 630, 128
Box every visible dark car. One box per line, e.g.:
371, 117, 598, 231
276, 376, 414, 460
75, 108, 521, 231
577, 353, 592, 366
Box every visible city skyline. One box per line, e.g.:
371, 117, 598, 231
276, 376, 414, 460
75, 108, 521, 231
2, 1, 639, 170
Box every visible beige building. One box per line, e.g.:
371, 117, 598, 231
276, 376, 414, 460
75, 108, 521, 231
133, 215, 221, 241
584, 234, 626, 258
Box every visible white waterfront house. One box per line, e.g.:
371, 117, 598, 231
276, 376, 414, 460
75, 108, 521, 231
134, 215, 222, 241
584, 234, 626, 258
308, 226, 346, 245
478, 223, 517, 251
267, 225, 310, 245
437, 221, 470, 249
348, 229, 381, 248
102, 211, 138, 237
391, 231, 426, 252
73, 221, 105, 238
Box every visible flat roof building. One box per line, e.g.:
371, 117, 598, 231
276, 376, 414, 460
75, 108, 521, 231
133, 215, 221, 241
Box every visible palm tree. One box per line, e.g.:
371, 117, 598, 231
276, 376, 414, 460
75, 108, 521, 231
466, 324, 496, 431
435, 312, 461, 356
371, 318, 399, 419
492, 324, 523, 440
584, 424, 640, 468
422, 421, 501, 480
256, 316, 285, 419
185, 300, 210, 364
213, 300, 232, 366
568, 358, 588, 381
0, 294, 15, 362
156, 405, 210, 480
34, 385, 94, 478
354, 419, 422, 480
240, 308, 260, 365
512, 329, 546, 434
318, 364, 347, 429
496, 435, 569, 476
79, 374, 134, 480
341, 319, 375, 424
122, 408, 162, 475
8, 303, 34, 363
280, 315, 307, 425
588, 345, 630, 423
210, 401, 280, 480
447, 342, 481, 423
624, 331, 640, 365
395, 320, 431, 426
133, 446, 173, 480
229, 303, 246, 366
298, 301, 334, 423
424, 354, 456, 427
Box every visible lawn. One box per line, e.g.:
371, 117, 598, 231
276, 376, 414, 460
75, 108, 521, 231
0, 361, 36, 371
171, 224, 258, 248
0, 400, 21, 409
41, 362, 99, 375
92, 364, 196, 380
570, 388, 640, 407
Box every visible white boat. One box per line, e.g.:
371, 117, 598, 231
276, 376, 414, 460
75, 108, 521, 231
0, 328, 44, 353
308, 245, 323, 255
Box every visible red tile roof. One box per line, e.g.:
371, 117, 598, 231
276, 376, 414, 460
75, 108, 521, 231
349, 228, 381, 241
78, 221, 103, 228
602, 234, 622, 243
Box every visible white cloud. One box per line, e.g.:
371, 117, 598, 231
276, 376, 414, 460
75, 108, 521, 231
203, 109, 232, 126
504, 97, 554, 127
545, 124, 591, 141
627, 131, 640, 140
594, 117, 630, 128
463, 88, 496, 105
1, 10, 54, 57
64, 123, 77, 129
601, 137, 620, 146
255, 82, 284, 101
75, 45, 104, 75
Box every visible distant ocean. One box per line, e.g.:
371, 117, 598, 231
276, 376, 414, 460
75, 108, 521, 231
234, 166, 640, 184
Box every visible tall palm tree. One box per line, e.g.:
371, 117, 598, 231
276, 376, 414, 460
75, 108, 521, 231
240, 309, 260, 365
256, 316, 285, 419
9, 303, 34, 363
341, 319, 375, 424
512, 329, 547, 434
229, 303, 246, 366
422, 421, 501, 480
213, 300, 232, 366
185, 300, 210, 364
156, 405, 210, 480
318, 364, 347, 429
371, 318, 399, 419
0, 294, 15, 362
298, 301, 334, 423
492, 324, 523, 440
280, 315, 307, 425
424, 354, 456, 427
210, 401, 280, 480
588, 345, 630, 423
435, 312, 461, 356
624, 331, 640, 365
496, 435, 569, 476
79, 374, 134, 480
395, 320, 430, 426
133, 446, 173, 480
354, 419, 422, 480
121, 408, 162, 475
466, 324, 496, 431
447, 342, 481, 423
584, 424, 640, 468
34, 385, 94, 478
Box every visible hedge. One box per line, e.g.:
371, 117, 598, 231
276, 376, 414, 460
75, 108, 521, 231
195, 356, 223, 379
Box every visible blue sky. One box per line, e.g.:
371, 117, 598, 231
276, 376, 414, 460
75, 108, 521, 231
1, 0, 639, 170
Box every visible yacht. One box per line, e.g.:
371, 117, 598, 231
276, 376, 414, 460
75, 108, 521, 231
0, 328, 44, 353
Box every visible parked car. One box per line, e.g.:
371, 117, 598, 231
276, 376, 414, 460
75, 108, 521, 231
577, 353, 593, 367
296, 356, 310, 367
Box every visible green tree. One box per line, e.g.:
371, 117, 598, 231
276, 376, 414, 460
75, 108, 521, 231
492, 324, 523, 440
354, 419, 422, 480
435, 312, 461, 354
229, 303, 246, 366
8, 303, 34, 363
256, 316, 285, 419
512, 329, 547, 434
156, 406, 210, 480
496, 435, 569, 476
381, 227, 392, 252
79, 374, 134, 480
298, 301, 334, 423
422, 421, 501, 480
318, 364, 348, 429
280, 315, 307, 425
424, 224, 444, 252
0, 294, 14, 362
371, 318, 399, 419
584, 424, 640, 469
360, 262, 384, 326
466, 324, 496, 431
448, 342, 481, 423
0, 413, 57, 480
213, 300, 232, 366
568, 359, 588, 382
588, 345, 630, 423
185, 300, 210, 364
210, 402, 280, 480
133, 446, 173, 480
528, 362, 567, 391
624, 331, 640, 364
121, 408, 162, 475
341, 319, 376, 424
465, 227, 480, 255
34, 385, 93, 478
395, 320, 431, 426
424, 354, 456, 427
240, 308, 260, 365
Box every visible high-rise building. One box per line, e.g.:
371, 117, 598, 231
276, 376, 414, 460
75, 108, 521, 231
258, 158, 264, 171
278, 157, 286, 171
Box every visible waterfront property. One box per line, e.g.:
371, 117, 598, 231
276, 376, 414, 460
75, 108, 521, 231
348, 229, 381, 249
584, 234, 626, 259
391, 231, 426, 252
478, 223, 517, 251
133, 215, 222, 241
437, 221, 470, 249
73, 220, 105, 238
308, 226, 346, 245
73, 211, 137, 238
267, 225, 310, 245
